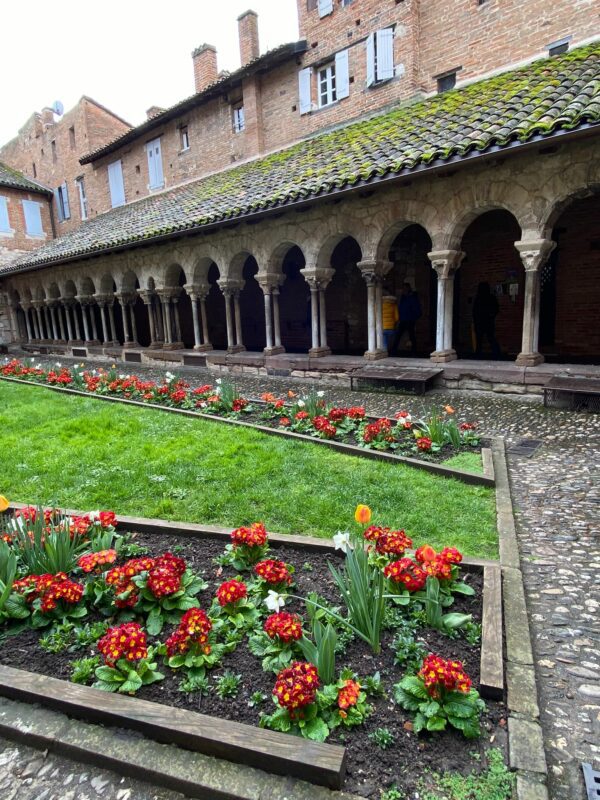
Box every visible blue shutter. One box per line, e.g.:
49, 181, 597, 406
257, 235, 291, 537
108, 160, 125, 207
0, 197, 10, 233
22, 200, 43, 236
147, 138, 164, 189
61, 182, 71, 219
376, 28, 395, 81
335, 49, 350, 99
366, 33, 376, 87
298, 68, 312, 114
53, 188, 64, 221
318, 0, 333, 17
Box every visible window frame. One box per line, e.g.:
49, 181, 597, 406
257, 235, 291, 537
146, 137, 164, 191
22, 199, 44, 237
0, 196, 12, 235
232, 104, 245, 133
107, 159, 126, 208
180, 125, 190, 151
318, 61, 337, 108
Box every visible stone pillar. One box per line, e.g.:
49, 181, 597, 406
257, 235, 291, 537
300, 268, 334, 357
171, 295, 183, 347
33, 304, 44, 339
223, 289, 235, 351
128, 301, 139, 346
309, 285, 319, 350
153, 298, 164, 343
182, 285, 207, 351
6, 299, 21, 342
233, 290, 245, 350
98, 302, 109, 344
48, 304, 59, 341
272, 287, 282, 349
139, 292, 158, 346
43, 306, 52, 340
72, 303, 83, 342
162, 298, 171, 345
79, 301, 91, 343
22, 305, 33, 342
107, 302, 117, 344
57, 305, 67, 341
263, 290, 274, 350
357, 260, 390, 360
318, 289, 328, 351
515, 239, 556, 367
62, 301, 74, 342
199, 294, 210, 349
258, 279, 284, 356
429, 250, 465, 363
116, 295, 131, 344
89, 302, 100, 345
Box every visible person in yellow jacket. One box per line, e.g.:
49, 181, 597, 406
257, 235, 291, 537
382, 295, 399, 353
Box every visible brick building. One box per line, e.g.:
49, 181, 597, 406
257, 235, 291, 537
0, 0, 599, 381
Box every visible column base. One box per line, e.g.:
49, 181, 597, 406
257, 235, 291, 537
85, 340, 101, 347
193, 343, 214, 352
264, 346, 285, 356
227, 345, 246, 354
363, 349, 388, 361
430, 349, 457, 363
69, 341, 84, 347
515, 352, 544, 367
308, 347, 331, 358
162, 342, 184, 350
103, 341, 120, 348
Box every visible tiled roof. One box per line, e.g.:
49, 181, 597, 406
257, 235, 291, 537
79, 41, 308, 164
4, 44, 599, 276
0, 162, 52, 196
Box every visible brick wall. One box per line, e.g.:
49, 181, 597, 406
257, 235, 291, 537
0, 185, 53, 255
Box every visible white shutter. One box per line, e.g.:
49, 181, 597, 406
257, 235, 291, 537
376, 28, 395, 81
0, 197, 10, 233
147, 138, 164, 189
366, 33, 376, 87
22, 200, 43, 235
318, 0, 333, 17
61, 182, 71, 219
108, 160, 125, 208
335, 49, 350, 99
298, 68, 312, 115
53, 188, 64, 221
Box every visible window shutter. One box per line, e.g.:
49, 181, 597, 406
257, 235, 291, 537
366, 33, 376, 87
376, 28, 395, 81
53, 188, 64, 221
147, 138, 164, 189
0, 197, 10, 233
108, 160, 125, 208
61, 182, 71, 219
318, 0, 333, 17
22, 200, 43, 235
335, 49, 350, 99
298, 67, 312, 114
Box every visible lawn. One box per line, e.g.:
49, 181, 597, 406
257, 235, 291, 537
0, 381, 498, 558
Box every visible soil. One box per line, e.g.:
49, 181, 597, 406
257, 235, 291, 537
0, 531, 507, 798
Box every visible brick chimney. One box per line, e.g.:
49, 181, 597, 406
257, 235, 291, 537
146, 106, 165, 119
238, 10, 260, 66
41, 107, 55, 128
192, 44, 218, 93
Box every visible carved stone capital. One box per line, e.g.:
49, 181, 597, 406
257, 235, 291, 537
300, 267, 335, 291
428, 250, 465, 279
514, 239, 556, 272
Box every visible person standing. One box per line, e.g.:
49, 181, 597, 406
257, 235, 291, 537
472, 281, 501, 358
391, 283, 421, 355
382, 295, 399, 353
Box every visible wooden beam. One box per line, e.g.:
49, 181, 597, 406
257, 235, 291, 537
480, 565, 504, 699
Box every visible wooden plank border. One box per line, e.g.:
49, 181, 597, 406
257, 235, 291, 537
479, 564, 503, 699
0, 377, 494, 487
0, 664, 346, 790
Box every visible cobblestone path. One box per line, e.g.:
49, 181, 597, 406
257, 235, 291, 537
1, 355, 598, 799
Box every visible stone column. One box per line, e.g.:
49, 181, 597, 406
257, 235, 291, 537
33, 304, 44, 339
156, 293, 174, 347
6, 299, 21, 343
22, 305, 33, 342
258, 279, 284, 356
116, 294, 131, 344
222, 289, 235, 351
43, 306, 52, 340
72, 303, 83, 342
107, 302, 117, 344
357, 260, 390, 360
515, 239, 556, 367
318, 288, 328, 351
272, 287, 283, 350
309, 285, 319, 350
183, 285, 203, 350
300, 268, 334, 357
171, 294, 183, 347
139, 292, 158, 346
199, 293, 210, 349
98, 301, 109, 344
429, 250, 464, 363
89, 302, 100, 345
48, 304, 59, 341
57, 304, 67, 341
62, 301, 74, 342
128, 301, 139, 346
233, 290, 245, 350
78, 299, 92, 343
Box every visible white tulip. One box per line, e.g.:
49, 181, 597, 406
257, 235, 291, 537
333, 531, 353, 553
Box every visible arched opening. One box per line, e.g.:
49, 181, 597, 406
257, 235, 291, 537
239, 256, 265, 351
456, 210, 523, 359
539, 194, 600, 363
383, 224, 435, 356
206, 264, 227, 349
130, 277, 151, 348
325, 237, 365, 354
279, 246, 310, 352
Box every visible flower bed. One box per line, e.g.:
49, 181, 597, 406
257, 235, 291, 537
0, 359, 483, 470
0, 500, 506, 798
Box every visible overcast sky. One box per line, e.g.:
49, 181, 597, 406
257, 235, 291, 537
0, 0, 299, 145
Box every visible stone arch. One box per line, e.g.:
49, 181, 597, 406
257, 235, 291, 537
118, 269, 140, 294
277, 243, 310, 353
62, 279, 77, 299
192, 254, 221, 286
47, 282, 60, 300
98, 273, 116, 294
78, 276, 96, 297
162, 262, 187, 289
324, 236, 366, 354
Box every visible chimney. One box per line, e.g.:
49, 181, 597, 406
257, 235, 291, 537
41, 107, 55, 128
146, 106, 165, 119
192, 44, 218, 93
238, 10, 260, 66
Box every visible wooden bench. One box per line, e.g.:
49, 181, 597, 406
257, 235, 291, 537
350, 367, 442, 395
543, 376, 600, 413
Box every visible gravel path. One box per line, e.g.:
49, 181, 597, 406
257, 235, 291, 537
1, 354, 598, 799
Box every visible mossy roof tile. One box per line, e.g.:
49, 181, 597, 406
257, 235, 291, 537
0, 162, 52, 196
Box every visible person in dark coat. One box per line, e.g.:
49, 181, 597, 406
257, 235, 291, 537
391, 282, 421, 355
473, 281, 501, 358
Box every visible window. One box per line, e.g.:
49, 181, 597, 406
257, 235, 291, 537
233, 105, 245, 133
146, 137, 164, 190
437, 72, 457, 93
318, 63, 337, 107
69, 126, 76, 149
22, 200, 43, 236
51, 140, 57, 163
108, 159, 126, 208
180, 125, 190, 151
54, 183, 71, 222
318, 0, 333, 16
0, 197, 11, 234
76, 177, 88, 220
548, 37, 570, 56
366, 28, 395, 86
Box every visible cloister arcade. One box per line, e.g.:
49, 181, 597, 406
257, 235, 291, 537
3, 139, 599, 367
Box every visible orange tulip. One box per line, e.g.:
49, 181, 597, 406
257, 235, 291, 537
444, 405, 455, 414
354, 504, 372, 525
0, 495, 9, 513
287, 390, 297, 398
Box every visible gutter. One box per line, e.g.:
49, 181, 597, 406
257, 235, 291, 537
3, 121, 599, 278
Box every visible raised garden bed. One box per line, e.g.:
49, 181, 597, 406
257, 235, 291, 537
0, 359, 493, 487
0, 503, 506, 798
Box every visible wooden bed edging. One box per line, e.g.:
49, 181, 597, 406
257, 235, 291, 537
0, 664, 347, 790
0, 377, 494, 488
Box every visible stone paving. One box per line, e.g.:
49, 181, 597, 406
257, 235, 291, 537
1, 354, 599, 799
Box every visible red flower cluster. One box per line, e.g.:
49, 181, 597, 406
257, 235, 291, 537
274, 661, 320, 712
98, 622, 148, 667
46, 368, 73, 386
147, 567, 182, 597
216, 579, 247, 606
78, 549, 118, 573
13, 572, 84, 612
338, 678, 361, 710
363, 525, 387, 542
295, 410, 309, 420
279, 417, 291, 427
347, 406, 366, 419
328, 407, 348, 422
154, 552, 186, 575
418, 654, 472, 698
232, 398, 248, 412
312, 416, 337, 438
383, 558, 427, 591
264, 612, 302, 642
106, 556, 157, 608
417, 437, 433, 451
165, 608, 213, 657
363, 418, 394, 444
459, 422, 477, 431
193, 384, 213, 396
415, 545, 462, 581
230, 522, 268, 548
375, 529, 413, 556
254, 559, 292, 586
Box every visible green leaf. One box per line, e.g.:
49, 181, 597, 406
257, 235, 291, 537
443, 698, 477, 718
141, 669, 164, 685
423, 700, 441, 718
426, 715, 447, 732
448, 715, 481, 738
95, 666, 124, 683
451, 581, 475, 596
92, 679, 118, 692
399, 676, 429, 699
168, 654, 186, 669
413, 712, 427, 733
119, 672, 143, 693
146, 606, 163, 635
442, 612, 472, 630
301, 716, 329, 742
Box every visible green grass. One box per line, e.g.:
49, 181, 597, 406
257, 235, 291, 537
0, 382, 498, 558
443, 451, 483, 474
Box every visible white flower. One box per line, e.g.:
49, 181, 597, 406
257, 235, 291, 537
297, 399, 305, 407
216, 378, 222, 385
333, 531, 353, 553
317, 390, 325, 397
265, 590, 287, 612
87, 510, 101, 521
118, 373, 126, 379
55, 362, 62, 368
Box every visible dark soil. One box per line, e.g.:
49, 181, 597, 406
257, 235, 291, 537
0, 531, 506, 798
